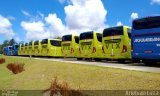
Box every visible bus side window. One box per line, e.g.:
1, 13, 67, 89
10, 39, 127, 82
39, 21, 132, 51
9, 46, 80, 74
127, 28, 131, 38
97, 33, 102, 42
75, 36, 79, 44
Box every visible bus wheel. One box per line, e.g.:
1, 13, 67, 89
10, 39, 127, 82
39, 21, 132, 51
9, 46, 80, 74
95, 58, 101, 62
118, 60, 125, 63
77, 58, 83, 60
133, 59, 141, 63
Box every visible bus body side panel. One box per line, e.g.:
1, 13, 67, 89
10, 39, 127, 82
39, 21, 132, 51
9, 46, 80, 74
132, 28, 160, 61
37, 41, 42, 56
34, 45, 39, 56
13, 45, 19, 56
42, 44, 48, 56
94, 33, 104, 59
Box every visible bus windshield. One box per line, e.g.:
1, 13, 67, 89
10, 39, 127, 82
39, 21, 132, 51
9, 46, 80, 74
62, 35, 72, 41
41, 39, 48, 44
34, 41, 39, 45
50, 40, 61, 47
9, 47, 12, 50
103, 26, 123, 37
25, 43, 28, 46
133, 16, 160, 30
21, 44, 24, 47
80, 31, 93, 40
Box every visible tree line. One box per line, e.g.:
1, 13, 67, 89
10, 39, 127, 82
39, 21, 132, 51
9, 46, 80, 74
0, 39, 17, 54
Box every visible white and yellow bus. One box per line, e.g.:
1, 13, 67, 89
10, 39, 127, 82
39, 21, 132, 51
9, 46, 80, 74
102, 26, 131, 62
79, 31, 104, 61
62, 35, 81, 59
41, 39, 62, 57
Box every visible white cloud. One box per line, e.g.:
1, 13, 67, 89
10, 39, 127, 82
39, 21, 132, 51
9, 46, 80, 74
116, 21, 123, 26
21, 21, 45, 32
21, 0, 108, 41
131, 12, 139, 20
151, 0, 160, 5
0, 15, 15, 39
21, 21, 50, 41
45, 14, 68, 37
64, 0, 107, 33
58, 0, 65, 3
21, 10, 31, 17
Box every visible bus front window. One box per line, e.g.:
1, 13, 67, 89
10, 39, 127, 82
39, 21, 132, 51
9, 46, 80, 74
103, 26, 123, 37
80, 31, 93, 40
133, 16, 160, 30
50, 40, 61, 47
62, 35, 72, 42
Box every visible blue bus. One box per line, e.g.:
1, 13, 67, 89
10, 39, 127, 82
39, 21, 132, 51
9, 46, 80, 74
2, 47, 7, 55
3, 46, 13, 56
132, 16, 160, 65
12, 44, 19, 56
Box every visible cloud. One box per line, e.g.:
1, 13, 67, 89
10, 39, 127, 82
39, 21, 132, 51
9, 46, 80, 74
7, 16, 16, 21
21, 0, 108, 41
0, 15, 15, 39
21, 10, 31, 17
151, 0, 160, 5
21, 21, 50, 41
131, 12, 139, 20
64, 0, 107, 33
45, 14, 68, 37
116, 21, 123, 26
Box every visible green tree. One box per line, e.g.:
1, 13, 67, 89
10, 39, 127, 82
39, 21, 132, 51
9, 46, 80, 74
0, 39, 17, 54
9, 38, 16, 46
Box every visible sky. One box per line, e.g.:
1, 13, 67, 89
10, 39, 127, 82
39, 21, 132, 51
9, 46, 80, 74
0, 0, 160, 44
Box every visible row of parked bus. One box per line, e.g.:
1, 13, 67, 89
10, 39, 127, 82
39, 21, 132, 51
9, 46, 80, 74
2, 16, 160, 65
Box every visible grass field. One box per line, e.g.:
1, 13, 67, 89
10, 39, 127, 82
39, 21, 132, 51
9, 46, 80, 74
0, 56, 160, 91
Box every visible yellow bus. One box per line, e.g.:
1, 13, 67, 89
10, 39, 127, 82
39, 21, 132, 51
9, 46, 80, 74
62, 34, 81, 59
20, 43, 25, 56
102, 26, 131, 63
79, 31, 104, 61
34, 40, 42, 56
28, 41, 34, 56
41, 39, 62, 57
24, 43, 29, 56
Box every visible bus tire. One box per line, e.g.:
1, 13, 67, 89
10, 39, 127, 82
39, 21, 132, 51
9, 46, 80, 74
95, 58, 101, 62
133, 59, 141, 63
77, 58, 83, 60
118, 60, 125, 63
143, 61, 157, 66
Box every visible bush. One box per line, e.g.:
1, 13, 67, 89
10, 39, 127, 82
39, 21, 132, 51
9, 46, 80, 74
6, 63, 25, 74
44, 77, 84, 96
0, 58, 5, 64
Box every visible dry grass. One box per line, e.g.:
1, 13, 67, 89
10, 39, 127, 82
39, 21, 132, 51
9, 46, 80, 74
0, 58, 5, 64
44, 77, 84, 96
6, 63, 25, 74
